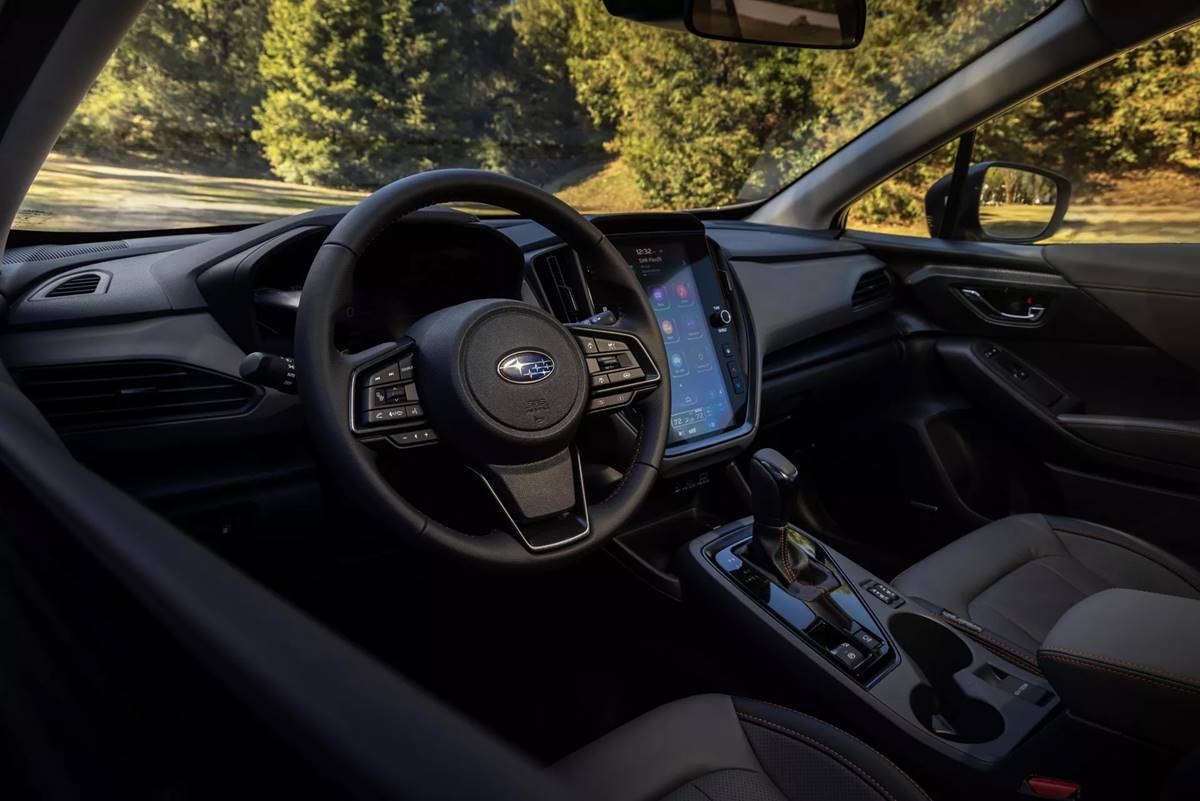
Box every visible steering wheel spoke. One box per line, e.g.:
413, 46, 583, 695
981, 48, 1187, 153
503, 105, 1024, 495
344, 338, 438, 447
472, 447, 590, 551
567, 324, 662, 414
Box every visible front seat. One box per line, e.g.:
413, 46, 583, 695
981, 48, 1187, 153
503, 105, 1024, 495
556, 694, 930, 801
892, 513, 1200, 668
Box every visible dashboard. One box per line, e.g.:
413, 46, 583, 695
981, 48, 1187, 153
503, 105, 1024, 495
0, 206, 890, 474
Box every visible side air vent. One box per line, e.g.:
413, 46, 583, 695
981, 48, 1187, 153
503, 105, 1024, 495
851, 268, 894, 309
31, 270, 112, 300
530, 249, 593, 323
16, 361, 261, 432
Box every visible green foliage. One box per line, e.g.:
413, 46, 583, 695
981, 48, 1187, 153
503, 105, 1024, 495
55, 0, 1200, 215
61, 0, 270, 170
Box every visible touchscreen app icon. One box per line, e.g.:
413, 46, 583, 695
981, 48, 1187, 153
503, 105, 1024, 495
674, 282, 694, 306
650, 286, 669, 310
660, 318, 679, 343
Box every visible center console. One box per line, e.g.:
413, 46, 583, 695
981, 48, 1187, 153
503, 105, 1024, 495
680, 449, 1076, 793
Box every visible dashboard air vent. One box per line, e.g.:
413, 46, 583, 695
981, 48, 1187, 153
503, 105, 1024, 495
31, 270, 112, 300
530, 249, 592, 323
851, 269, 893, 309
46, 272, 105, 297
17, 361, 261, 432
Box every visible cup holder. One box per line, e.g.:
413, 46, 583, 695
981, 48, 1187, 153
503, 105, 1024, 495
889, 613, 1004, 744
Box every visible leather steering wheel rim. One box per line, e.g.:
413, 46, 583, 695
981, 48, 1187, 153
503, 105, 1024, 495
295, 169, 670, 569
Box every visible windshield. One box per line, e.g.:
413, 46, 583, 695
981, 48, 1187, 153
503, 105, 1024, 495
17, 0, 1057, 232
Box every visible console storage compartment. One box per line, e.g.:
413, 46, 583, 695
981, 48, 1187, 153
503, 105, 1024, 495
1038, 588, 1200, 752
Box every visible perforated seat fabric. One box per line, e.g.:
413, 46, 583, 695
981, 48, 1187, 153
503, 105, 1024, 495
892, 513, 1200, 652
555, 695, 930, 801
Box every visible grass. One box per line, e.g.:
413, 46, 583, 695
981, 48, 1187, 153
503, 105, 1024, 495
16, 153, 651, 232
15, 154, 1200, 243
18, 153, 370, 231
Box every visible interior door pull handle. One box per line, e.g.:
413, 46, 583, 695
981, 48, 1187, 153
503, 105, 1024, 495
959, 288, 1045, 323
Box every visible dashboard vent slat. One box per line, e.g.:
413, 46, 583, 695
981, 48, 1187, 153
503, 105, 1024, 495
530, 249, 593, 323
851, 269, 894, 309
46, 272, 104, 297
16, 361, 261, 432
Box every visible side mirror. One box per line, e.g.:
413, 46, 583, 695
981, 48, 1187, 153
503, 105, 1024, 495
925, 162, 1071, 243
604, 0, 867, 49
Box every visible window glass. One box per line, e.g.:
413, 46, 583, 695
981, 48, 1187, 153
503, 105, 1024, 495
15, 0, 1058, 231
849, 22, 1200, 243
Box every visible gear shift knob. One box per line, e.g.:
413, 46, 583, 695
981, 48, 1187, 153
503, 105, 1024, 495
748, 448, 800, 528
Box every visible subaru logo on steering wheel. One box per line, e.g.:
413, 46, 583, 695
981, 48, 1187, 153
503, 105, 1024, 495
497, 351, 555, 384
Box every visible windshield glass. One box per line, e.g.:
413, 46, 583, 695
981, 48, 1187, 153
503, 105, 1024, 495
17, 0, 1057, 231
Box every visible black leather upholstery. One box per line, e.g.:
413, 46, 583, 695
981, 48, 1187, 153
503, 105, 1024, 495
892, 513, 1200, 652
555, 695, 930, 801
1039, 588, 1200, 751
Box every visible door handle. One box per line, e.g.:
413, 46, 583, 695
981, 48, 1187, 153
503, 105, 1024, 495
959, 288, 1045, 324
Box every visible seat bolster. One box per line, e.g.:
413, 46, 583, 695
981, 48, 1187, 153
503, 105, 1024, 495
554, 694, 761, 801
732, 699, 932, 801
1047, 515, 1200, 598
892, 513, 1063, 616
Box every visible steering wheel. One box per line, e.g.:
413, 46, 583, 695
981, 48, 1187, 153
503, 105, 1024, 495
295, 170, 670, 569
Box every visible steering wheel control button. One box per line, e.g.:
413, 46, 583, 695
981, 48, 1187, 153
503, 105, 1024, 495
388, 428, 438, 448
366, 362, 401, 386
575, 336, 598, 355
588, 391, 633, 412
369, 384, 408, 408
592, 373, 611, 388
398, 356, 415, 381
611, 367, 645, 385
831, 642, 866, 671
593, 337, 630, 353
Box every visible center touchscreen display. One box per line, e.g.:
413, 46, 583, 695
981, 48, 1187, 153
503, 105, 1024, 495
619, 240, 737, 446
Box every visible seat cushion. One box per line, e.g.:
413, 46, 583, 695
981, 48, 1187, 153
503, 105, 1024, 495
555, 694, 929, 801
892, 513, 1200, 652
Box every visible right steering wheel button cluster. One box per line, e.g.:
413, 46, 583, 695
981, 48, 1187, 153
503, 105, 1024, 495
573, 330, 659, 414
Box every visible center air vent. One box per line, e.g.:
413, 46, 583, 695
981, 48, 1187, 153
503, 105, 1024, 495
851, 268, 893, 309
530, 249, 592, 323
31, 270, 112, 300
17, 361, 261, 432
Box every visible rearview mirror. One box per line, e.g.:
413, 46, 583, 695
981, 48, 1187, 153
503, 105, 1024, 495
603, 0, 867, 49
925, 162, 1071, 243
688, 0, 866, 48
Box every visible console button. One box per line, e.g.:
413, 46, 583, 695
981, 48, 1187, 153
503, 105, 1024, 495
851, 629, 882, 652
710, 308, 733, 327
594, 337, 630, 353
832, 642, 866, 671
366, 362, 401, 385
862, 580, 904, 607
720, 343, 735, 358
576, 336, 598, 355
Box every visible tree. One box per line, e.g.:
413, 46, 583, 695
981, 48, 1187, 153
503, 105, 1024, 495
61, 0, 270, 170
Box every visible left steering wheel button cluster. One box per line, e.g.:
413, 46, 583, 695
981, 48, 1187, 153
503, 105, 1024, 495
356, 355, 426, 429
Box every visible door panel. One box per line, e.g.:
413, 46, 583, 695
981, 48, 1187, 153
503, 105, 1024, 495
857, 235, 1200, 567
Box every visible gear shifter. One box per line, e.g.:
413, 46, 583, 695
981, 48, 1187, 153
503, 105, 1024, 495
747, 449, 840, 601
